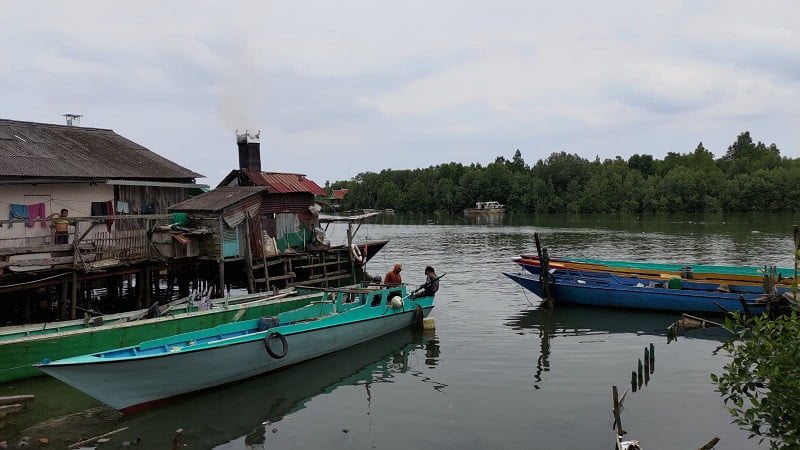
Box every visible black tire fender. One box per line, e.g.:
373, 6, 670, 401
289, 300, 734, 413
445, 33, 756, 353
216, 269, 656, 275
265, 331, 288, 359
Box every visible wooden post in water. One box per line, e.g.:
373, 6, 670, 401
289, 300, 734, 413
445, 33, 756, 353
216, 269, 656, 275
649, 343, 655, 373
698, 436, 720, 450
172, 428, 184, 450
637, 359, 643, 388
644, 348, 650, 385
534, 233, 554, 309
612, 385, 623, 437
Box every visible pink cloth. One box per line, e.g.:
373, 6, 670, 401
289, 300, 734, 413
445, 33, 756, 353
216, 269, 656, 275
26, 203, 47, 227
106, 200, 115, 232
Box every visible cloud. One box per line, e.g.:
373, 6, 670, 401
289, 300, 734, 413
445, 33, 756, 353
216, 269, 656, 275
1, 0, 798, 185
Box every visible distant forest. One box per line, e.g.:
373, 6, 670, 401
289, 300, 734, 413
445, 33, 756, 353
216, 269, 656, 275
329, 131, 800, 213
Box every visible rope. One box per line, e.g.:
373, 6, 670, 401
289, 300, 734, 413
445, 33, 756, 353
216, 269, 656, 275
0, 272, 69, 289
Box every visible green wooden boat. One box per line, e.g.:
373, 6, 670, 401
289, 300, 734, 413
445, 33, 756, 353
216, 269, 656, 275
0, 288, 324, 383
518, 254, 797, 285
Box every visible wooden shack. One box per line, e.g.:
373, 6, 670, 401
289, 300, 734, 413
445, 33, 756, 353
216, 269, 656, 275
0, 117, 208, 324
168, 131, 356, 295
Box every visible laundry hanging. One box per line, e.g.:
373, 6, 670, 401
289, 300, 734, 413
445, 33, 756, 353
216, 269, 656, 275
8, 204, 28, 228
27, 203, 47, 227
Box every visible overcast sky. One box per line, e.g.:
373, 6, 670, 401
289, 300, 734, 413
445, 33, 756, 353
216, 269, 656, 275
2, 1, 798, 186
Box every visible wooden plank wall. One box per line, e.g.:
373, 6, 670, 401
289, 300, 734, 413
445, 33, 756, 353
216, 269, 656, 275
114, 185, 190, 231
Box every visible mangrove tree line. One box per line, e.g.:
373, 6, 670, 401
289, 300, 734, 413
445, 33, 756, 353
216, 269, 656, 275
330, 131, 800, 214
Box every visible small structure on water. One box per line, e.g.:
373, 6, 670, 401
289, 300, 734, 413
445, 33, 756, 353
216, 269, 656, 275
463, 201, 506, 215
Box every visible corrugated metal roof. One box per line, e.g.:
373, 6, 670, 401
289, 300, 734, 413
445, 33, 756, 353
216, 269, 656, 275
168, 186, 267, 212
242, 170, 327, 195
332, 189, 348, 199
0, 119, 203, 180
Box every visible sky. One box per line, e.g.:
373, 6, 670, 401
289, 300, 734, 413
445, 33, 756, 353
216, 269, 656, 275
2, 1, 799, 187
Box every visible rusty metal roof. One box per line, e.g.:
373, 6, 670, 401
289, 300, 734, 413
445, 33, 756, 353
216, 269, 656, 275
332, 189, 348, 199
168, 186, 267, 212
241, 170, 327, 195
0, 119, 202, 180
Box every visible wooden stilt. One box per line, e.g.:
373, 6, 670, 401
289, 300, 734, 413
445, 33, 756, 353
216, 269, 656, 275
61, 277, 69, 319
218, 218, 226, 298
244, 215, 255, 294
70, 272, 78, 320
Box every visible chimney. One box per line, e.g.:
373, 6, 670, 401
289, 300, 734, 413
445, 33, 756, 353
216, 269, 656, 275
236, 130, 261, 172
63, 114, 83, 127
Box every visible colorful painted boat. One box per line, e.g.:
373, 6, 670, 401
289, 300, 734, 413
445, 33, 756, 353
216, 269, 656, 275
515, 255, 796, 287
503, 270, 770, 313
0, 289, 324, 383
38, 282, 435, 411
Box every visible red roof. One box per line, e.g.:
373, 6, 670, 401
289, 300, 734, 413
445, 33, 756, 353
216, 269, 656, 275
242, 171, 327, 195
332, 189, 348, 199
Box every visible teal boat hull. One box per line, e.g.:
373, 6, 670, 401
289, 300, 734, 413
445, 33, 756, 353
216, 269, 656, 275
39, 285, 435, 411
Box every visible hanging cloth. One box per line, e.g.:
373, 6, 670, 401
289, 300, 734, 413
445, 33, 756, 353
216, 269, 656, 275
9, 204, 28, 228
116, 201, 130, 214
91, 201, 114, 232
26, 203, 47, 227
106, 200, 115, 232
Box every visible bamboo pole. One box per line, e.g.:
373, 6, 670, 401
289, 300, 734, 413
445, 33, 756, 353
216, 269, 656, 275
68, 427, 128, 449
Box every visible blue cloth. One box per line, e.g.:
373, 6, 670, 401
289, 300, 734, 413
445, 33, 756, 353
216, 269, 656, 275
9, 204, 28, 228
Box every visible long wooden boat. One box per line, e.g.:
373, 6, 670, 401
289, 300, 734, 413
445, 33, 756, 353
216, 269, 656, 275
38, 282, 435, 411
0, 288, 324, 383
503, 270, 770, 313
515, 255, 796, 287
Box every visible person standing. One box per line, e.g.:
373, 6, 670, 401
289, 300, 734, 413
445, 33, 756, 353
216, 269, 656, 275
49, 209, 71, 244
384, 263, 403, 285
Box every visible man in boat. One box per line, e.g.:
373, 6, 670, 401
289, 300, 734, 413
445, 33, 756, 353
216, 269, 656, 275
384, 263, 403, 285
413, 266, 439, 299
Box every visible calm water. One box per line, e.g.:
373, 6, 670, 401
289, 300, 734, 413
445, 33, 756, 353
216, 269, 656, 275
2, 214, 798, 449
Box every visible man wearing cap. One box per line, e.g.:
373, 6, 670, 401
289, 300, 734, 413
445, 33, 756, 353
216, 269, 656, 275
384, 263, 403, 285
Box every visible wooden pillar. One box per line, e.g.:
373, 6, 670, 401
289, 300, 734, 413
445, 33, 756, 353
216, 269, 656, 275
61, 276, 69, 319
144, 268, 152, 306
260, 221, 270, 292
218, 218, 226, 298
70, 271, 78, 319
346, 223, 355, 283
243, 215, 255, 294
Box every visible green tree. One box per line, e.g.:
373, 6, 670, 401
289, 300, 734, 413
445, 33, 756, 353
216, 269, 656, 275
712, 312, 800, 449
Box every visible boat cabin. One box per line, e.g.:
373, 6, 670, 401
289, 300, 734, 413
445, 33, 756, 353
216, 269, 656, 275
474, 201, 505, 209
319, 283, 407, 313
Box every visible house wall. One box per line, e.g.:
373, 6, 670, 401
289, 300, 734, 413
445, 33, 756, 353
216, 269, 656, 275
115, 185, 190, 230
0, 183, 114, 247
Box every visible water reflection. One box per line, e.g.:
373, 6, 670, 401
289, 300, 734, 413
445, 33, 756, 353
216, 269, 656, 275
10, 328, 441, 449
122, 328, 440, 448
506, 305, 729, 389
